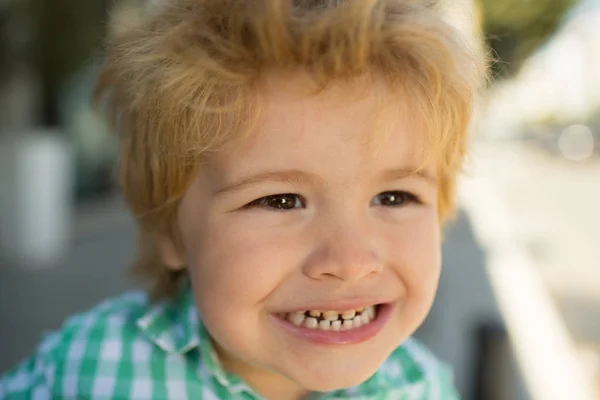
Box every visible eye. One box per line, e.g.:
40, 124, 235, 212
247, 194, 305, 211
371, 191, 420, 207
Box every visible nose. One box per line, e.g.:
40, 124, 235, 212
302, 221, 383, 282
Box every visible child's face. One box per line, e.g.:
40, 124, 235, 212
166, 74, 441, 397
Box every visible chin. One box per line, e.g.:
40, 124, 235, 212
290, 359, 382, 393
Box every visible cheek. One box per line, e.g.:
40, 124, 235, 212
391, 215, 442, 304
184, 216, 302, 320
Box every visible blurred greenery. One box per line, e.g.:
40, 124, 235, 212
477, 0, 578, 77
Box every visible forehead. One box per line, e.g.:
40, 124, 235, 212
214, 73, 431, 176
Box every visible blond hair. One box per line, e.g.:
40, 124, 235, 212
96, 0, 487, 299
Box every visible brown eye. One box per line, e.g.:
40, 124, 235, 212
371, 191, 419, 207
249, 194, 305, 210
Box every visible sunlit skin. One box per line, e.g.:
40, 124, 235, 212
160, 74, 442, 400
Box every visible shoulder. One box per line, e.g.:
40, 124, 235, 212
0, 291, 154, 399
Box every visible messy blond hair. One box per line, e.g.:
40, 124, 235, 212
96, 0, 487, 299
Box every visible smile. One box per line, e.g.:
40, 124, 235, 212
283, 306, 377, 331
272, 303, 393, 345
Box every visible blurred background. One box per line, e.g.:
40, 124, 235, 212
0, 0, 598, 399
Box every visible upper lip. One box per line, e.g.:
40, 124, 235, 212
275, 299, 392, 314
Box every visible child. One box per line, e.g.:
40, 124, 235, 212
0, 0, 486, 398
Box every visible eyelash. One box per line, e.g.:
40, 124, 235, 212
246, 193, 306, 211
371, 191, 422, 207
245, 191, 421, 211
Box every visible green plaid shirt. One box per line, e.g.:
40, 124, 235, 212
1, 288, 459, 399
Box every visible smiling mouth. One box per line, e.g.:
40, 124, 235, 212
279, 305, 380, 331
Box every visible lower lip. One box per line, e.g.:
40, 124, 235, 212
271, 303, 394, 345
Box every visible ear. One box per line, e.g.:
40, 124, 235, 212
157, 236, 186, 271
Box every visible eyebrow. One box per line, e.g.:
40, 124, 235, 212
378, 167, 437, 184
214, 170, 323, 196
214, 166, 436, 196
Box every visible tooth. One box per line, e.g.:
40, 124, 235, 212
318, 320, 331, 330
309, 310, 321, 318
366, 306, 376, 320
357, 307, 364, 312
342, 319, 354, 330
288, 312, 305, 327
341, 310, 356, 320
323, 311, 339, 321
331, 320, 342, 331
304, 317, 318, 329
353, 316, 362, 328
360, 311, 370, 324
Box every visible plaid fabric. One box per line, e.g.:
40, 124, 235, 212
0, 288, 460, 399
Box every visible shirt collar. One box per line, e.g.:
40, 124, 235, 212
135, 285, 201, 354
135, 284, 257, 395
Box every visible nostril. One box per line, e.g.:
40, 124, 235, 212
366, 270, 379, 278
321, 272, 342, 279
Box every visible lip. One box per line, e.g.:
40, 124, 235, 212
270, 302, 394, 345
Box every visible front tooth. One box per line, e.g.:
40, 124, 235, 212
342, 319, 354, 330
318, 320, 331, 330
341, 310, 356, 320
360, 311, 370, 324
331, 320, 342, 331
323, 311, 339, 321
309, 310, 321, 318
353, 315, 362, 328
304, 317, 318, 329
288, 312, 305, 327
